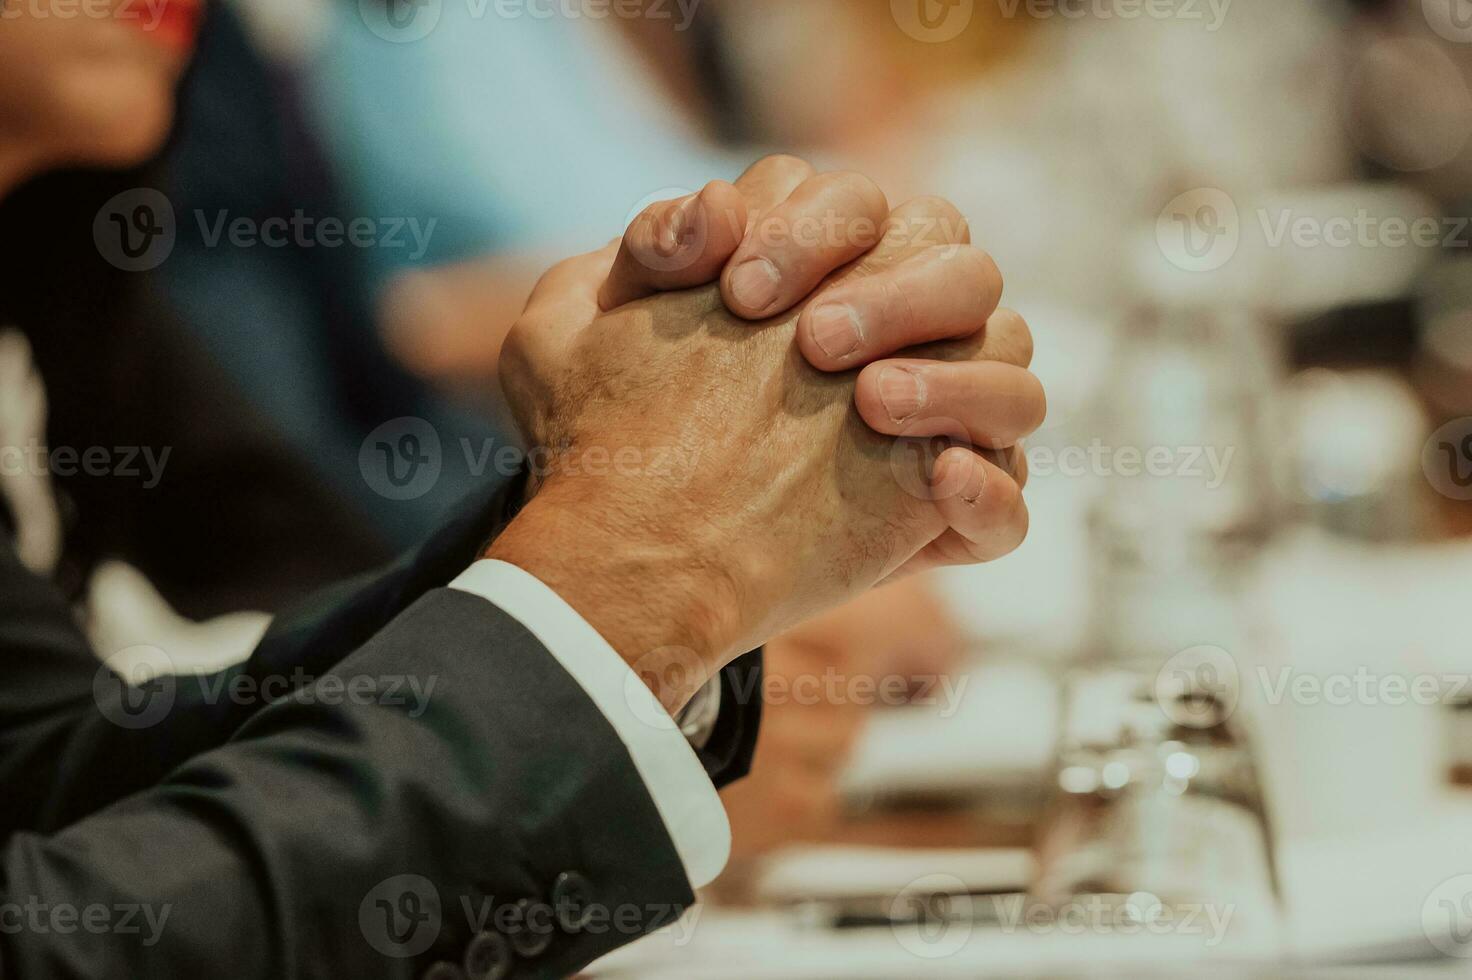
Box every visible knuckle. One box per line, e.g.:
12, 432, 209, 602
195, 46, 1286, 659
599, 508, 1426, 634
820, 170, 889, 218
990, 308, 1033, 367
541, 255, 581, 284
918, 243, 989, 284
754, 153, 816, 183
959, 247, 1003, 305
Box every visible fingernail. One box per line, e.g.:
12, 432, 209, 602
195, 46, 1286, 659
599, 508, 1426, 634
962, 460, 988, 505
728, 258, 781, 314
809, 303, 864, 360
878, 366, 926, 424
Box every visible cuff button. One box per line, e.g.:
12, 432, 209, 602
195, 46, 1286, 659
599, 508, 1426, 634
509, 898, 554, 957
463, 930, 513, 980
551, 871, 595, 931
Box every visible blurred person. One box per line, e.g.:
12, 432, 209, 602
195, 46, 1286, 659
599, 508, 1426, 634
1, 9, 392, 618
0, 4, 1045, 978
143, 0, 742, 546
158, 1, 507, 549
299, 0, 750, 390
714, 0, 1351, 313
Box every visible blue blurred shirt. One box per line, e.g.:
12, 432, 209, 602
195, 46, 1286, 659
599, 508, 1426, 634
307, 5, 746, 272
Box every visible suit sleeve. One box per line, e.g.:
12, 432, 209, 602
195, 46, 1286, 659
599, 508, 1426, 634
0, 479, 763, 839
0, 480, 522, 839
0, 589, 701, 979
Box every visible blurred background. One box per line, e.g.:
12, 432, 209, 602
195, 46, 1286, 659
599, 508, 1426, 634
14, 0, 1472, 974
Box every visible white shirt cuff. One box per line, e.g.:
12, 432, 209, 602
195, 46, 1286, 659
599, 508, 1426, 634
449, 559, 731, 890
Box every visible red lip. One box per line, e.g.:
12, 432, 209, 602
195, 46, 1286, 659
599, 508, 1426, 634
120, 0, 204, 55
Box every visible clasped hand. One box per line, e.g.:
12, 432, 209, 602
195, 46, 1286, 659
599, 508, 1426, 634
487, 156, 1045, 710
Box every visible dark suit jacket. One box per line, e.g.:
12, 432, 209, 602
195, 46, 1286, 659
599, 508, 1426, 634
0, 482, 761, 979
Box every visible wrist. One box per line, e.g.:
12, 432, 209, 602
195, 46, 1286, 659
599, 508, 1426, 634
483, 479, 741, 713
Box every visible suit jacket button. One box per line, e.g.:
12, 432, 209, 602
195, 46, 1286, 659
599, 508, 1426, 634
509, 898, 554, 957
551, 871, 595, 931
422, 962, 465, 980
462, 930, 513, 980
